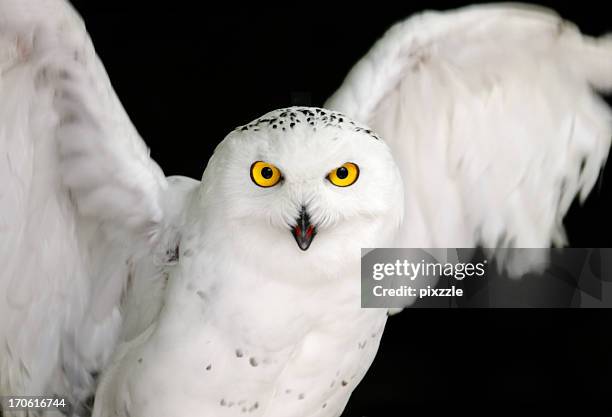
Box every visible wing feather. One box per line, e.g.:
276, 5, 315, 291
0, 0, 170, 407
326, 4, 612, 252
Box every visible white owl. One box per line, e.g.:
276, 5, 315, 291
0, 1, 611, 417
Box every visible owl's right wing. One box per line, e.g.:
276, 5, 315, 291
326, 4, 612, 255
0, 0, 179, 408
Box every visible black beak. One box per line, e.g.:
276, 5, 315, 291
291, 208, 316, 251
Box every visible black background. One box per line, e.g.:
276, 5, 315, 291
68, 2, 612, 416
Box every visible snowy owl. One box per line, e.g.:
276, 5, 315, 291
1, 1, 612, 417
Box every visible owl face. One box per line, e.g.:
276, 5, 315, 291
201, 107, 404, 277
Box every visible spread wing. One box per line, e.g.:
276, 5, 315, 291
0, 0, 173, 408
326, 4, 612, 257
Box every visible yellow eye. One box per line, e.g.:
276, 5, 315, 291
327, 162, 359, 187
250, 161, 282, 188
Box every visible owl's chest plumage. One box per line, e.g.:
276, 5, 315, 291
125, 245, 387, 417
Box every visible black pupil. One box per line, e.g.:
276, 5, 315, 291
336, 166, 349, 179
261, 167, 273, 179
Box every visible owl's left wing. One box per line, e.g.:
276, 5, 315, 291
326, 4, 612, 253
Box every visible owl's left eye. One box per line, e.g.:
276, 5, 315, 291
327, 162, 359, 187
250, 161, 282, 187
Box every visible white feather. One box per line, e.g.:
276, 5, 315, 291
326, 3, 612, 252
0, 0, 182, 411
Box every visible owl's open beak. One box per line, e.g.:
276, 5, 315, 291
291, 208, 316, 251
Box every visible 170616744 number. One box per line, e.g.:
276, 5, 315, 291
0, 396, 71, 413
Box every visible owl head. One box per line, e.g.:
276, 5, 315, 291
197, 107, 404, 279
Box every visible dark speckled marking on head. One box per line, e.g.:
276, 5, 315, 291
206, 364, 212, 371
249, 357, 258, 367
236, 349, 244, 358
233, 106, 380, 141
341, 380, 348, 386
298, 393, 305, 400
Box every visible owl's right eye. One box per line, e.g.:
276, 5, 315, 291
250, 161, 282, 188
